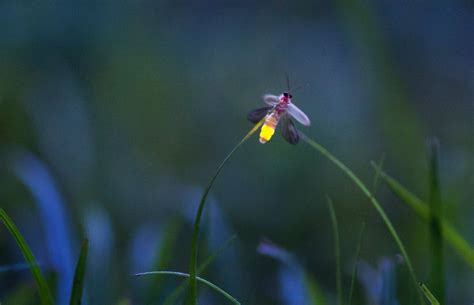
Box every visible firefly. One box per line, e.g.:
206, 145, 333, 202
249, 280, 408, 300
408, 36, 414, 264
247, 92, 310, 144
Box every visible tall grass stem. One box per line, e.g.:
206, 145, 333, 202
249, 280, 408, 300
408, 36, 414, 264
300, 132, 423, 304
348, 221, 365, 305
164, 235, 236, 305
327, 197, 342, 305
187, 120, 264, 305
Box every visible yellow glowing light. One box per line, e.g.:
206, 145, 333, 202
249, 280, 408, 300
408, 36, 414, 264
259, 124, 275, 143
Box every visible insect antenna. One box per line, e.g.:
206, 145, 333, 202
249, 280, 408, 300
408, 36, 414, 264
291, 82, 310, 93
284, 73, 310, 96
284, 72, 291, 92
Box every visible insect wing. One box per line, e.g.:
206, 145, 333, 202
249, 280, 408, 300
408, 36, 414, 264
247, 106, 272, 123
280, 115, 299, 145
287, 103, 311, 126
263, 94, 279, 106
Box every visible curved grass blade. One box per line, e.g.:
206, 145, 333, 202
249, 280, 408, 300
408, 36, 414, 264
187, 119, 264, 305
0, 208, 55, 305
348, 221, 365, 305
135, 271, 240, 305
69, 239, 88, 305
371, 162, 474, 268
299, 132, 424, 304
327, 197, 342, 305
164, 235, 237, 305
419, 283, 440, 305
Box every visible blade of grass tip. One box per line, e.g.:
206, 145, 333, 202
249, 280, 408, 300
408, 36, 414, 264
0, 208, 55, 305
327, 197, 342, 305
371, 162, 474, 268
419, 283, 440, 305
69, 239, 88, 305
187, 119, 264, 305
371, 154, 385, 193
299, 132, 424, 305
135, 271, 240, 305
426, 138, 444, 302
348, 221, 365, 305
163, 235, 237, 305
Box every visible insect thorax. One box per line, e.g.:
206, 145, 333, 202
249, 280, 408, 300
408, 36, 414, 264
275, 101, 289, 116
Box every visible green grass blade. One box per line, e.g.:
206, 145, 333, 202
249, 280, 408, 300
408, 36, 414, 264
163, 235, 237, 305
327, 197, 342, 305
348, 221, 365, 305
0, 208, 55, 305
135, 271, 240, 305
426, 139, 444, 301
372, 163, 474, 268
419, 283, 440, 305
69, 239, 89, 305
187, 120, 263, 305
300, 132, 424, 304
371, 154, 385, 193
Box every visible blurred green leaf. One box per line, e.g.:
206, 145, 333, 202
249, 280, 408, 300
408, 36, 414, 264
0, 208, 55, 305
304, 271, 327, 305
3, 282, 37, 305
426, 138, 444, 301
371, 162, 474, 268
69, 239, 89, 305
115, 298, 132, 305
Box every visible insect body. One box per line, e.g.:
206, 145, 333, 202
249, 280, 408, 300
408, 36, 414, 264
247, 92, 310, 144
259, 112, 279, 143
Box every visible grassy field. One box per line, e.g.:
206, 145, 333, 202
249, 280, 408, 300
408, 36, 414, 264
1, 1, 473, 305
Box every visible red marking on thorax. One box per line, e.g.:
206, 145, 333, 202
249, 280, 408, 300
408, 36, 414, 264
274, 96, 290, 115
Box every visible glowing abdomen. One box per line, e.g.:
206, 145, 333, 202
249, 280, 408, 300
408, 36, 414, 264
259, 113, 279, 144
